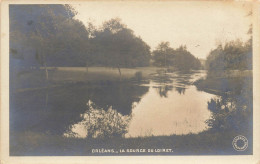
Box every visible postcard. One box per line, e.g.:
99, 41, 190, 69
1, 0, 260, 163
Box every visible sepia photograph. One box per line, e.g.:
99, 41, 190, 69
1, 0, 260, 163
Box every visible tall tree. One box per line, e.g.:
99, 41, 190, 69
152, 43, 201, 71
152, 42, 175, 67
10, 5, 90, 81
206, 39, 252, 73
90, 18, 151, 80
173, 45, 201, 72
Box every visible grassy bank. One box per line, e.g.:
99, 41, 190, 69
11, 67, 160, 92
10, 129, 252, 156
193, 70, 252, 96
191, 70, 253, 156
51, 67, 159, 82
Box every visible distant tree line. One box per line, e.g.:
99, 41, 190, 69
205, 25, 252, 72
152, 42, 202, 71
206, 40, 252, 71
10, 4, 203, 80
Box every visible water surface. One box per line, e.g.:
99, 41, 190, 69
62, 71, 216, 138
10, 71, 216, 139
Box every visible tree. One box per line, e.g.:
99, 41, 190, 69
83, 100, 131, 138
205, 39, 252, 73
205, 22, 252, 73
152, 43, 201, 71
10, 5, 90, 81
90, 18, 151, 80
152, 42, 175, 67
173, 45, 201, 72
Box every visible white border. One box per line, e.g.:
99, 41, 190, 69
1, 1, 260, 164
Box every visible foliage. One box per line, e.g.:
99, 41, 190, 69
194, 75, 253, 132
10, 5, 90, 68
10, 7, 151, 76
152, 43, 201, 71
195, 30, 253, 132
205, 39, 252, 72
83, 101, 131, 138
206, 87, 252, 132
90, 18, 151, 68
173, 46, 201, 71
152, 42, 175, 67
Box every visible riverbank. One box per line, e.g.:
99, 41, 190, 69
10, 67, 161, 92
193, 70, 252, 96
192, 70, 253, 155
9, 69, 253, 156
10, 128, 252, 156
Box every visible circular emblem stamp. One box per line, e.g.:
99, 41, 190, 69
232, 135, 248, 151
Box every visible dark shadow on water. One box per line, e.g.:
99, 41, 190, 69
10, 82, 149, 136
153, 85, 173, 98
205, 76, 253, 142
151, 71, 194, 97
175, 87, 186, 95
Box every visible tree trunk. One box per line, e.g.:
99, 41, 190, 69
86, 61, 89, 74
164, 54, 166, 67
117, 65, 122, 81
43, 62, 49, 81
164, 54, 167, 74
45, 88, 49, 110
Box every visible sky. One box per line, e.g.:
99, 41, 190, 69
73, 1, 252, 59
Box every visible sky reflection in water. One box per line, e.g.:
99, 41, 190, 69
64, 71, 215, 138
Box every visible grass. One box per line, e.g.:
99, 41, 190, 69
10, 128, 252, 156
50, 67, 158, 81
11, 67, 160, 92
193, 70, 252, 96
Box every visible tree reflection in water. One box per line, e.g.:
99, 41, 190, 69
65, 100, 132, 139
152, 71, 173, 98
206, 79, 252, 132
152, 71, 192, 97
154, 85, 173, 98
175, 87, 186, 95
11, 82, 149, 136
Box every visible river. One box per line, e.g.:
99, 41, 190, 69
10, 70, 216, 139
